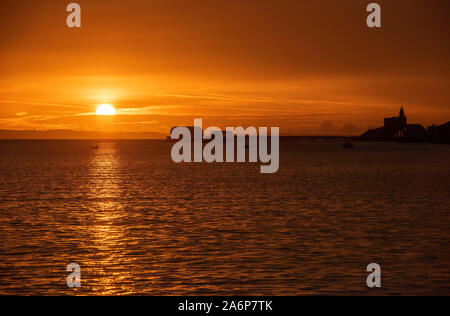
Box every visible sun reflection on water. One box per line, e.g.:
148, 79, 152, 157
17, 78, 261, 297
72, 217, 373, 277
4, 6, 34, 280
86, 143, 134, 295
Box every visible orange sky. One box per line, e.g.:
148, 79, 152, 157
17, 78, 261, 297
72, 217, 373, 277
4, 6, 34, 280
0, 0, 449, 136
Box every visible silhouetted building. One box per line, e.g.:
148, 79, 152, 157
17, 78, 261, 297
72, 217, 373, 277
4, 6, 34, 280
362, 107, 426, 139
384, 107, 407, 137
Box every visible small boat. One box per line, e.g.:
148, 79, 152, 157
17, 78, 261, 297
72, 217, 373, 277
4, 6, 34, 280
343, 141, 355, 149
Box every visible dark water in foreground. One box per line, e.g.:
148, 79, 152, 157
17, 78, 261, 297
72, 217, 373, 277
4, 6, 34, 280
0, 140, 449, 295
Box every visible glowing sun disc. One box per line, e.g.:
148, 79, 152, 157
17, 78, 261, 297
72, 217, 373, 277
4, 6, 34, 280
96, 104, 116, 116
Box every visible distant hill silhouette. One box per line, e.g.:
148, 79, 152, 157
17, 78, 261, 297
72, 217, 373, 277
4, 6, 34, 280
0, 129, 166, 140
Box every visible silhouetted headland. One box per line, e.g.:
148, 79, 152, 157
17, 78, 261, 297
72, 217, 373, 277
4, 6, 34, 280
168, 110, 450, 144
359, 107, 450, 144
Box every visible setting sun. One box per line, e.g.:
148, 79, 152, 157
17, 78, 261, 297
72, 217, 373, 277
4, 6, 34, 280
96, 104, 117, 116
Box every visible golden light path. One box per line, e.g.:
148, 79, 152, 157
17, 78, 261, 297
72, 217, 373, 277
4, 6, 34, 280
96, 104, 117, 116
86, 143, 134, 295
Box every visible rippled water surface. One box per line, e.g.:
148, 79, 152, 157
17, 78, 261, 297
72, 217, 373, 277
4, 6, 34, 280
0, 140, 449, 295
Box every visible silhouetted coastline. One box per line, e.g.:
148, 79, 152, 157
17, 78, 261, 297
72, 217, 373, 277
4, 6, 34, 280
359, 108, 450, 144
167, 111, 450, 144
